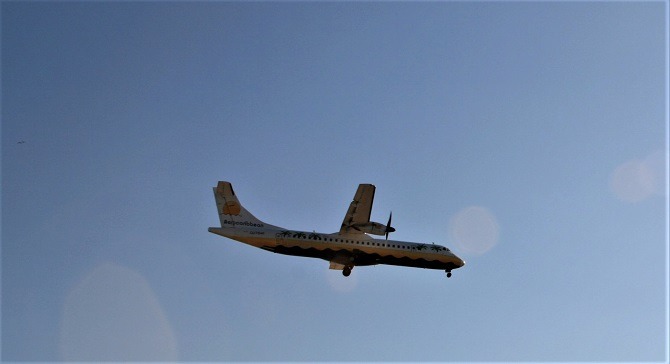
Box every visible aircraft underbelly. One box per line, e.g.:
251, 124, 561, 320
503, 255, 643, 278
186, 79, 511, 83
272, 245, 337, 261
376, 255, 457, 270
271, 244, 455, 270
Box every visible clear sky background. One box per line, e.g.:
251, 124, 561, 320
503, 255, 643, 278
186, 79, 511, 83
2, 1, 667, 362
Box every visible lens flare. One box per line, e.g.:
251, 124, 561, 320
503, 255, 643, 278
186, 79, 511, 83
610, 151, 665, 203
59, 263, 178, 361
449, 206, 500, 255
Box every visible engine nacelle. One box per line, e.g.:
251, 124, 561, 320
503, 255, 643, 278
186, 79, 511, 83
349, 221, 395, 236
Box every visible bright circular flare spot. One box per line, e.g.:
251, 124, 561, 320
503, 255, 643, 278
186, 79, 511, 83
59, 263, 178, 361
449, 206, 499, 255
610, 159, 656, 203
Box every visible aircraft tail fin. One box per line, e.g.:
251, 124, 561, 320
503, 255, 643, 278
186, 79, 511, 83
213, 181, 283, 230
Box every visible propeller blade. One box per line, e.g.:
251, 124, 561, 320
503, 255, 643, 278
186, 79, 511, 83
385, 211, 393, 240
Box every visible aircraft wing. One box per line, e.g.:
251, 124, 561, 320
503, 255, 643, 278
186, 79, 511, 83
339, 184, 375, 235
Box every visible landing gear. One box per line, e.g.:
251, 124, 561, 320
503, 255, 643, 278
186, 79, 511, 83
342, 266, 352, 277
446, 270, 452, 278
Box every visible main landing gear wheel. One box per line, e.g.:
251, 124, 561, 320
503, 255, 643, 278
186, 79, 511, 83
446, 271, 452, 278
342, 266, 352, 277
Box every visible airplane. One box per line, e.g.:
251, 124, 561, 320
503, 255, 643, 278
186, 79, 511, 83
208, 181, 465, 278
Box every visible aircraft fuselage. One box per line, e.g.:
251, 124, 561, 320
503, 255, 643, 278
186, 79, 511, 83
208, 226, 464, 272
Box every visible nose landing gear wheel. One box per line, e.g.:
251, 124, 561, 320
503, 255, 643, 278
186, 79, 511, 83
343, 266, 352, 277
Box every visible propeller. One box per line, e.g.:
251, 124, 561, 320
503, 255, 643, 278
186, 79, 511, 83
385, 211, 395, 240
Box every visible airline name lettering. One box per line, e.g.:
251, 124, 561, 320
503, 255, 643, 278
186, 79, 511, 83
223, 219, 264, 228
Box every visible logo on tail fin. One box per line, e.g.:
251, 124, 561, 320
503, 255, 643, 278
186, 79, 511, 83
213, 181, 285, 230
223, 201, 241, 215
216, 182, 242, 216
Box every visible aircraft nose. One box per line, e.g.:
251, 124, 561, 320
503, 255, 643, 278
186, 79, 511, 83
457, 257, 465, 267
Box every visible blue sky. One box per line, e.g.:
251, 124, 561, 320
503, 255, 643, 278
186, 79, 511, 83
2, 1, 667, 361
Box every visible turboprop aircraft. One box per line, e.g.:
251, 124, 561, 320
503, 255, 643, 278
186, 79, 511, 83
208, 181, 465, 278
